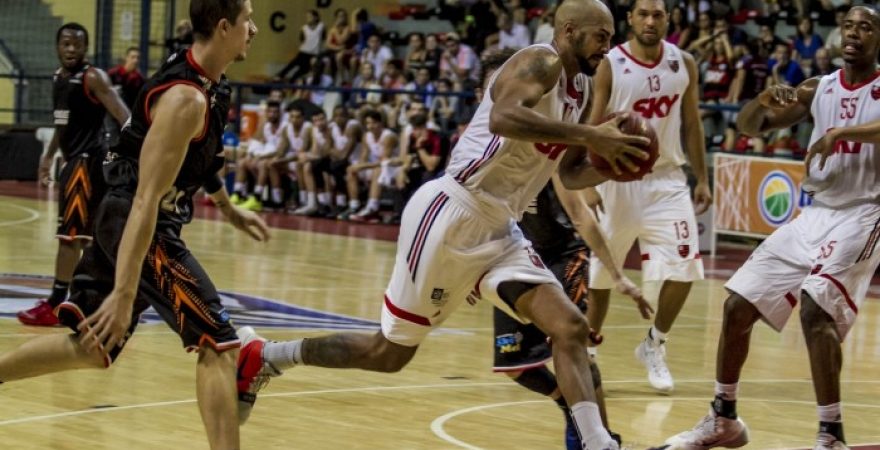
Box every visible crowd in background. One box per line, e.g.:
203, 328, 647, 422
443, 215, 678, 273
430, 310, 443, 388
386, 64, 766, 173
205, 0, 869, 222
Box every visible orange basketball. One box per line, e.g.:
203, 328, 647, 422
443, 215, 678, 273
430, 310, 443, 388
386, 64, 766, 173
588, 112, 659, 182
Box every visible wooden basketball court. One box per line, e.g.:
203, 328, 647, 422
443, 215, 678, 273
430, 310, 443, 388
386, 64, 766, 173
0, 183, 878, 449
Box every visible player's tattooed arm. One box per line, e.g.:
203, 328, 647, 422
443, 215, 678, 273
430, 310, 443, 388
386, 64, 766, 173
737, 77, 819, 136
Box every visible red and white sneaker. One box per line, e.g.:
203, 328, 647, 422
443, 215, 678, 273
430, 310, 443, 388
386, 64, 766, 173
236, 326, 282, 425
814, 432, 849, 450
17, 300, 60, 326
664, 409, 749, 449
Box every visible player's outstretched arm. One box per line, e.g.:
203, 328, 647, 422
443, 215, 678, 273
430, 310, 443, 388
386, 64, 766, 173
736, 78, 819, 136
551, 175, 653, 319
488, 47, 649, 173
79, 85, 206, 354
85, 67, 131, 126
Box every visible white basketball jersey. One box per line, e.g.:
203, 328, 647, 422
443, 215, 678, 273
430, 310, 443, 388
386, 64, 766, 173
285, 121, 312, 156
263, 121, 285, 150
332, 119, 362, 162
606, 41, 689, 168
365, 128, 396, 162
445, 44, 590, 221
806, 70, 880, 207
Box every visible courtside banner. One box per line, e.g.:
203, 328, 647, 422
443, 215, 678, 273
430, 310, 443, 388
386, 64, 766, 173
713, 153, 812, 238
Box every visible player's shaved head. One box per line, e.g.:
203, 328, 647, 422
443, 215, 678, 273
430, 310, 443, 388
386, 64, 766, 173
554, 0, 615, 75
847, 5, 880, 28
555, 0, 614, 34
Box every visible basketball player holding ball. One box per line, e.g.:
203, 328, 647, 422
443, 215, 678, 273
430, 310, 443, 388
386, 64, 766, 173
586, 0, 711, 393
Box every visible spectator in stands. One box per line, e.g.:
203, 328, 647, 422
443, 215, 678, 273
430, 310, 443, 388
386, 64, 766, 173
533, 6, 555, 45
464, 0, 500, 54
295, 57, 333, 110
399, 101, 439, 143
770, 43, 805, 87
497, 9, 531, 50
341, 109, 397, 221
350, 62, 382, 108
380, 59, 408, 128
404, 33, 428, 78
701, 34, 735, 140
107, 47, 145, 109
810, 46, 839, 77
430, 78, 457, 133
439, 32, 480, 83
666, 5, 692, 49
277, 10, 325, 82
360, 34, 394, 81
824, 6, 847, 67
165, 19, 193, 55
793, 16, 823, 64
405, 67, 437, 107
386, 110, 447, 224
328, 106, 363, 216
725, 39, 771, 152
353, 8, 378, 53
424, 34, 443, 79
326, 8, 356, 84
292, 111, 334, 216
686, 11, 717, 58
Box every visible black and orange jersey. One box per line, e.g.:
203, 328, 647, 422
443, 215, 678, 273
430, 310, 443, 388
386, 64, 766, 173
105, 49, 231, 226
52, 63, 107, 159
518, 183, 586, 262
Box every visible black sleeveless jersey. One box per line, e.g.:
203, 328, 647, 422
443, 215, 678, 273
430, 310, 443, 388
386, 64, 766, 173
518, 183, 585, 262
52, 63, 107, 159
104, 49, 231, 226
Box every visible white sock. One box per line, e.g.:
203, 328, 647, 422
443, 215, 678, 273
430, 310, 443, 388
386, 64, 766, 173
587, 346, 598, 359
262, 339, 304, 371
817, 403, 842, 422
306, 191, 317, 207
367, 198, 380, 210
570, 402, 611, 447
714, 381, 738, 401
317, 192, 329, 205
299, 190, 307, 204
349, 200, 361, 209
254, 185, 264, 195
233, 182, 246, 195
649, 326, 667, 343
336, 194, 347, 207
272, 188, 283, 204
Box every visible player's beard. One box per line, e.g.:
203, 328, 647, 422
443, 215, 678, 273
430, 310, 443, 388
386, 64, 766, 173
635, 31, 663, 47
577, 56, 596, 76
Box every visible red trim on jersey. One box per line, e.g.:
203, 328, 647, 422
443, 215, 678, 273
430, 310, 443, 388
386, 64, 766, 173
641, 253, 650, 261
617, 43, 665, 69
143, 80, 210, 142
186, 48, 219, 83
695, 253, 702, 259
384, 295, 431, 326
819, 273, 858, 314
82, 67, 101, 105
474, 271, 489, 298
785, 292, 797, 307
838, 69, 880, 92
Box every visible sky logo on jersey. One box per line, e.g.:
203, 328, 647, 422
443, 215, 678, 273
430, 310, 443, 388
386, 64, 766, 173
758, 171, 796, 226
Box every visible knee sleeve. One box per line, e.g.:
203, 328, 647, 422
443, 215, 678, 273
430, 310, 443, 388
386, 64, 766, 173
513, 365, 558, 397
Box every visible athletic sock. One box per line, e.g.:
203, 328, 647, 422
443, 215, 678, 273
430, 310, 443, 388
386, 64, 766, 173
366, 198, 380, 211
233, 182, 246, 196
570, 402, 611, 447
271, 188, 283, 204
336, 194, 347, 207
649, 326, 667, 344
317, 192, 329, 205
714, 381, 738, 401
262, 339, 304, 370
298, 190, 308, 205
47, 280, 70, 308
818, 403, 845, 442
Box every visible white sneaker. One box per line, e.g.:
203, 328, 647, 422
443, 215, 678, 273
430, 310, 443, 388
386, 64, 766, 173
293, 203, 317, 216
664, 409, 749, 449
814, 432, 849, 450
236, 326, 283, 425
636, 338, 674, 392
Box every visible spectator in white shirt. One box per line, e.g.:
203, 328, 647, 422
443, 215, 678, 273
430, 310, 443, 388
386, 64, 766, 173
439, 32, 480, 83
360, 34, 394, 80
533, 7, 555, 45
497, 10, 531, 50
277, 10, 325, 82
